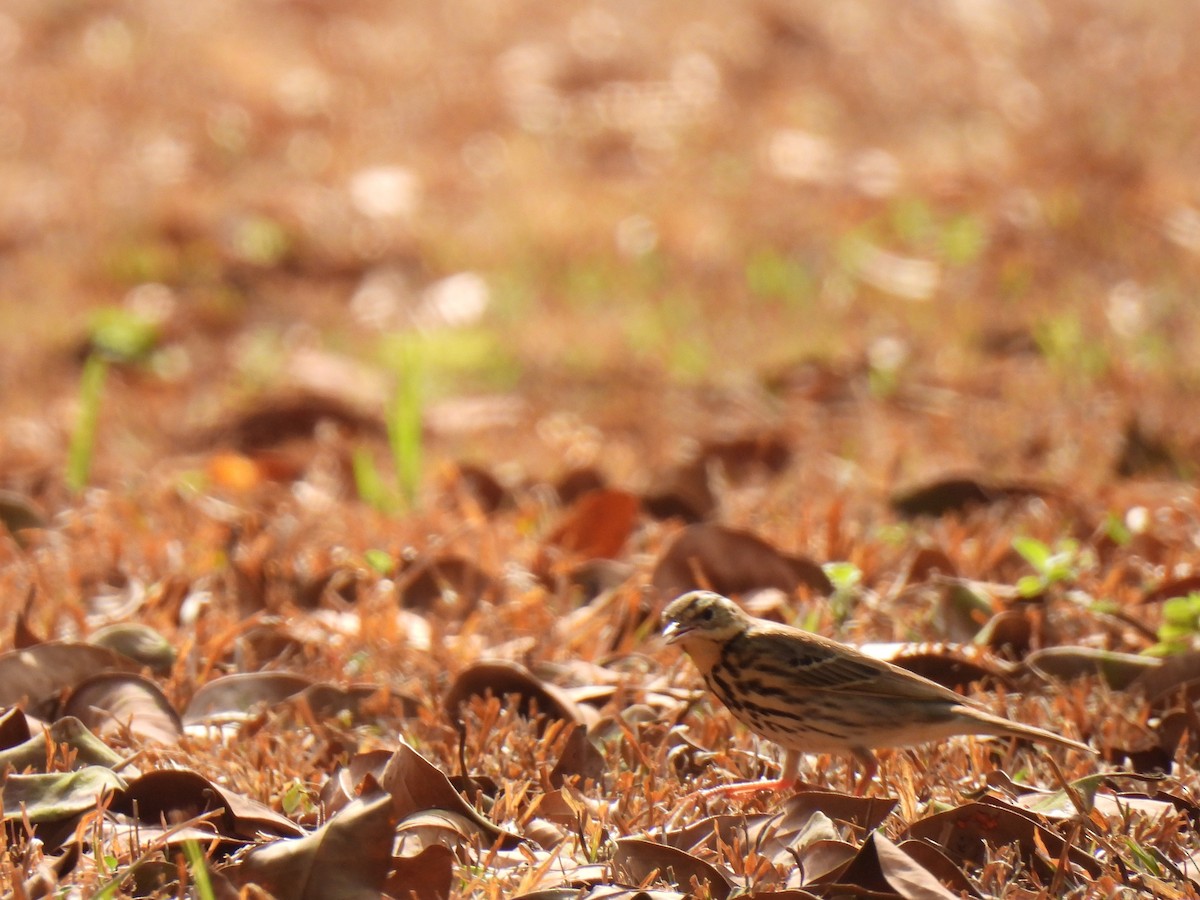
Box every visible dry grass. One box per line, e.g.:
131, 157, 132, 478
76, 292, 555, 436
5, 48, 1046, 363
2, 0, 1200, 896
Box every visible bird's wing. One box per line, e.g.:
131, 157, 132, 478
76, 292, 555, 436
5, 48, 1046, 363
750, 627, 980, 706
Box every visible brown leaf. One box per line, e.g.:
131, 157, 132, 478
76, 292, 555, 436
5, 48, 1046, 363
1, 766, 126, 824
643, 457, 716, 522
857, 642, 1015, 692
612, 837, 733, 899
295, 682, 408, 723
182, 671, 314, 724
387, 844, 454, 900
900, 546, 958, 587
1024, 646, 1160, 690
973, 608, 1035, 658
395, 809, 499, 854
663, 801, 841, 874
902, 799, 1102, 879
0, 488, 46, 545
776, 791, 899, 834
814, 832, 960, 899
444, 659, 590, 729
397, 554, 499, 613
319, 750, 401, 820
0, 717, 124, 772
61, 672, 183, 746
1142, 573, 1200, 605
1114, 416, 1190, 480
544, 488, 641, 561
1128, 651, 1200, 708
549, 724, 606, 788
0, 643, 140, 713
566, 558, 636, 601
890, 476, 1046, 518
790, 839, 863, 886
894, 841, 981, 898
651, 523, 833, 599
87, 622, 177, 674
0, 706, 32, 750
554, 467, 608, 505
380, 741, 522, 849
230, 788, 397, 899
444, 461, 511, 514
111, 768, 303, 839
188, 391, 384, 453
13, 609, 44, 650
699, 433, 792, 483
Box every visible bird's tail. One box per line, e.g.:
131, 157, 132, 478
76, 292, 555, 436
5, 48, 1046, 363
958, 705, 1094, 755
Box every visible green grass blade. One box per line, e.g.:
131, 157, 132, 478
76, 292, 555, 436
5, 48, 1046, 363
66, 354, 108, 492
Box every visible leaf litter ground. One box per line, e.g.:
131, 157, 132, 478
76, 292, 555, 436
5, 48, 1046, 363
3, 0, 1200, 897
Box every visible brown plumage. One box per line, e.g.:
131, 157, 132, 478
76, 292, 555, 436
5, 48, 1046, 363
662, 590, 1093, 795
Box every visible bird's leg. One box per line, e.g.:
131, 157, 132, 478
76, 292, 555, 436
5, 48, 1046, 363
850, 747, 878, 796
696, 748, 802, 798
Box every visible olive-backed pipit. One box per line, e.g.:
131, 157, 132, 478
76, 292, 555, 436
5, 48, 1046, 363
662, 590, 1094, 795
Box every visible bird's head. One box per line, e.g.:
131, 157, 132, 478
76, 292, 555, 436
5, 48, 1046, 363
662, 590, 749, 646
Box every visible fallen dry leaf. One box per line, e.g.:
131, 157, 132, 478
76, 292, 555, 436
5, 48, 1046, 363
229, 788, 397, 899
651, 523, 833, 600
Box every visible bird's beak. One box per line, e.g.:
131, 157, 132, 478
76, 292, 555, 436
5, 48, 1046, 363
662, 621, 686, 643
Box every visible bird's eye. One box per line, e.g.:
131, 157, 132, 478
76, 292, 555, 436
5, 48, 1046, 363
699, 607, 714, 621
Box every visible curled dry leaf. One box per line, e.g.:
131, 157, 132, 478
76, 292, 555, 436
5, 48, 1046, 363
230, 788, 397, 900
387, 843, 455, 900
0, 705, 31, 749
548, 724, 606, 788
651, 523, 833, 600
513, 887, 687, 900
396, 809, 500, 855
380, 740, 523, 849
0, 643, 140, 713
1, 766, 126, 824
1127, 650, 1200, 708
794, 840, 859, 883
973, 608, 1035, 658
87, 622, 177, 674
611, 837, 733, 900
296, 682, 410, 723
0, 717, 124, 772
111, 769, 303, 840
901, 545, 958, 587
773, 791, 899, 834
813, 832, 960, 899
856, 642, 1015, 692
1023, 646, 1160, 690
902, 799, 1102, 879
182, 671, 315, 725
320, 749, 394, 817
1003, 772, 1176, 823
61, 672, 183, 747
664, 805, 838, 874
444, 659, 593, 730
895, 840, 981, 898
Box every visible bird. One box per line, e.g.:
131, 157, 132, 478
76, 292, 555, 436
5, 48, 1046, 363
661, 590, 1094, 796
